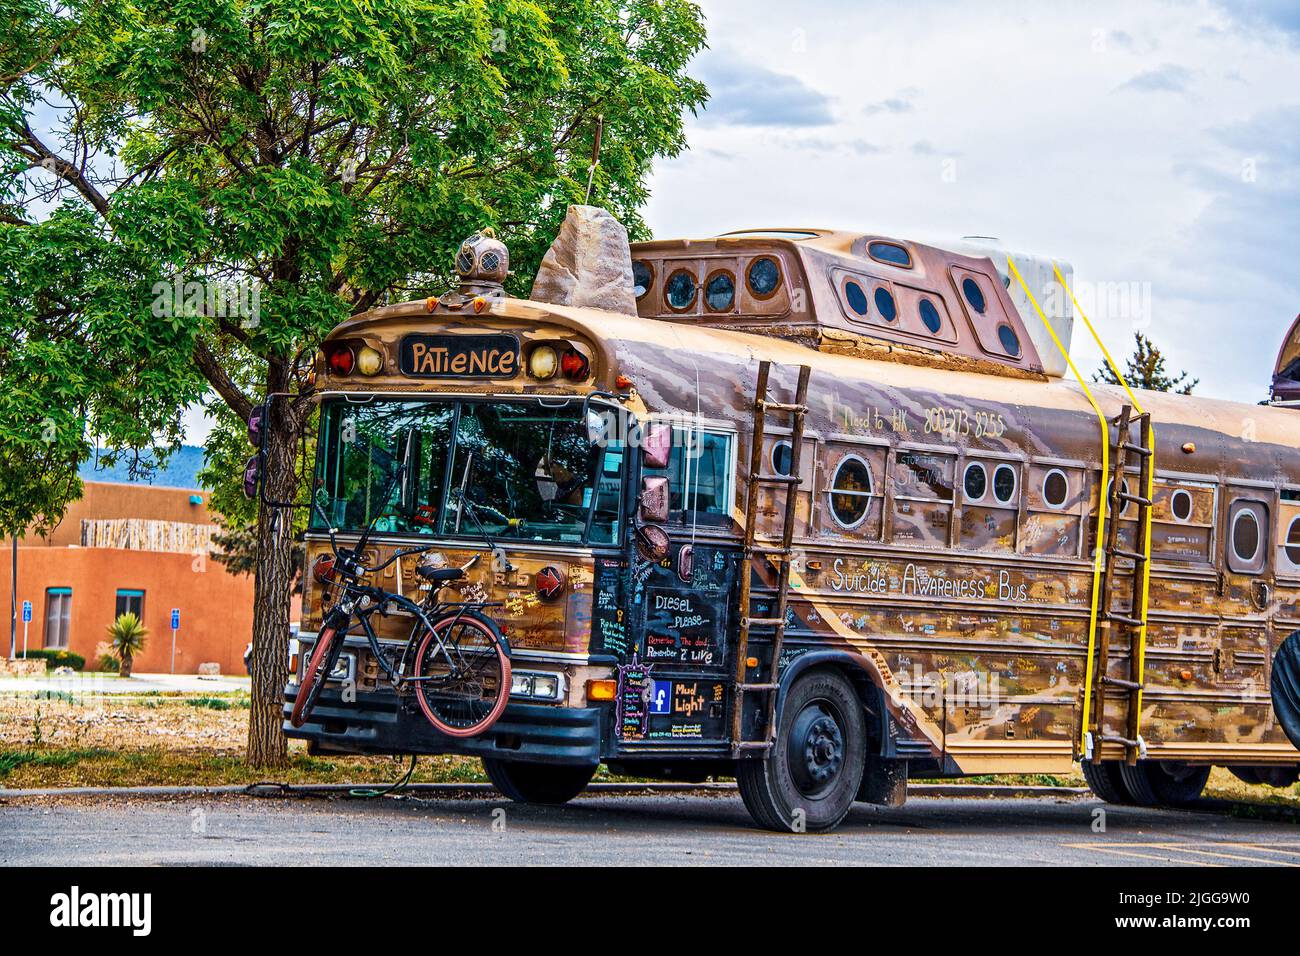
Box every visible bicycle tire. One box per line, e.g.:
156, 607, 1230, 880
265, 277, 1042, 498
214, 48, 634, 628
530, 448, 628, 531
289, 625, 341, 728
413, 613, 511, 738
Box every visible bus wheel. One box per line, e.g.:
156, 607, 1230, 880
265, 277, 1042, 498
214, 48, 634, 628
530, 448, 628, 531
736, 669, 866, 832
482, 758, 596, 805
1230, 765, 1299, 787
1080, 760, 1134, 804
1118, 760, 1210, 807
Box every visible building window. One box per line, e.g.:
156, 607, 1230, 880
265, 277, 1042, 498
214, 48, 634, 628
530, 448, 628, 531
919, 298, 943, 334
867, 241, 912, 268
747, 257, 782, 298
962, 462, 988, 502
844, 280, 869, 317
632, 260, 653, 299
992, 463, 1017, 504
828, 455, 873, 529
44, 588, 72, 650
665, 270, 696, 311
962, 276, 987, 314
115, 589, 145, 620
874, 287, 898, 322
1042, 469, 1069, 509
704, 270, 736, 312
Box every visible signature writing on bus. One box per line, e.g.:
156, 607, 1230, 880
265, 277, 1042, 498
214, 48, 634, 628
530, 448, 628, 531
829, 558, 1030, 603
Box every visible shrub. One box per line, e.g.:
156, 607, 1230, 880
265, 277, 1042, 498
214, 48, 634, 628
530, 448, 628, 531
105, 613, 148, 678
16, 649, 86, 671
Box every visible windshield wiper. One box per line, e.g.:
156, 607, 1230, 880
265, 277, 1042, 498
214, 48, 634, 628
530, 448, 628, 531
452, 452, 514, 571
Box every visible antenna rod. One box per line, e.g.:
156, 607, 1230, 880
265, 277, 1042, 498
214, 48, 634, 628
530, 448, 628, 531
584, 114, 604, 204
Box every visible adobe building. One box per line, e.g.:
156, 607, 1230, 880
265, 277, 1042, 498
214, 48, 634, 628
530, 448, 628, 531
1, 481, 255, 675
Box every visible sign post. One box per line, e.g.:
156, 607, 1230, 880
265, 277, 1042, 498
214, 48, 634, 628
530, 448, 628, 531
21, 600, 31, 659
170, 608, 180, 674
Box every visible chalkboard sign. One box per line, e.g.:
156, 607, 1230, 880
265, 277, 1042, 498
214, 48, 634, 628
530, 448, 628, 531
592, 557, 629, 657
645, 586, 721, 667
615, 654, 653, 740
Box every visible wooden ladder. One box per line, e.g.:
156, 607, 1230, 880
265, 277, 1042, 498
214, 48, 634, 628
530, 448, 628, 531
730, 361, 811, 757
1088, 405, 1154, 765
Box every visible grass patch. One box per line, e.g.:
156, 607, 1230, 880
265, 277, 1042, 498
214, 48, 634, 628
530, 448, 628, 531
185, 696, 251, 711
0, 748, 114, 776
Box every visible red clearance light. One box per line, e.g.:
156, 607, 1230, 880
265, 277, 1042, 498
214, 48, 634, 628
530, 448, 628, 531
560, 347, 589, 381
327, 345, 355, 376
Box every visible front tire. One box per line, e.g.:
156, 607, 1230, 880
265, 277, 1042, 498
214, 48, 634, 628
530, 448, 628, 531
483, 759, 596, 805
1118, 760, 1210, 807
736, 669, 866, 832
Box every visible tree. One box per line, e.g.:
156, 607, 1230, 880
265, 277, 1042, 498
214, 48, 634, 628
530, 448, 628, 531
1094, 332, 1198, 395
106, 612, 148, 678
1, 0, 707, 765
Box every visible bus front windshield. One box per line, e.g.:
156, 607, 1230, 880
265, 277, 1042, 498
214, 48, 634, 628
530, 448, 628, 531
312, 398, 625, 546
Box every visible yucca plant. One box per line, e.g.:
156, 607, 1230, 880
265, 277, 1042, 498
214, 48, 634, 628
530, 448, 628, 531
106, 613, 148, 678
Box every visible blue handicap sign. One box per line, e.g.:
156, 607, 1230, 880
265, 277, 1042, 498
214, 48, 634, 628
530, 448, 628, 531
170, 608, 180, 630
649, 680, 672, 715
21, 601, 31, 623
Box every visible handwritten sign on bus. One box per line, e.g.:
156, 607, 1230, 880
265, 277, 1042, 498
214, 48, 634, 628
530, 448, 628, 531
398, 333, 520, 378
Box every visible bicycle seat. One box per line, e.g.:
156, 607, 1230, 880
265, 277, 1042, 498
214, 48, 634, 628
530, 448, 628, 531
417, 565, 465, 583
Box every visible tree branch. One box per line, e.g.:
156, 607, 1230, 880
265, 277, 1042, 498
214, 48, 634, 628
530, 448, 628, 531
193, 337, 254, 423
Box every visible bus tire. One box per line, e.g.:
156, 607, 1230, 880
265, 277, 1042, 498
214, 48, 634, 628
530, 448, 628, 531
482, 758, 596, 805
736, 668, 866, 833
1080, 760, 1134, 804
1118, 760, 1210, 807
1229, 765, 1299, 787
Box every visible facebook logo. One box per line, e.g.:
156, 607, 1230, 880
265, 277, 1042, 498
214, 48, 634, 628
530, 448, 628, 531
649, 680, 671, 715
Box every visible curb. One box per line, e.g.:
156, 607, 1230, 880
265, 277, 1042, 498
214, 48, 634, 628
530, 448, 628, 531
0, 781, 1088, 800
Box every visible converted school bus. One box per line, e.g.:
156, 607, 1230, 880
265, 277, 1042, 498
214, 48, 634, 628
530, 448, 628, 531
286, 221, 1300, 832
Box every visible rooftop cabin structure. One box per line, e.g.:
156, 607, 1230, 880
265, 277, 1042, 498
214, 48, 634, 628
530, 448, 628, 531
628, 229, 1076, 380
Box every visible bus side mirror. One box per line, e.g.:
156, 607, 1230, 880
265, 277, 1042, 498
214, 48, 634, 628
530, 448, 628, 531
642, 422, 671, 469
242, 455, 261, 499
639, 476, 669, 522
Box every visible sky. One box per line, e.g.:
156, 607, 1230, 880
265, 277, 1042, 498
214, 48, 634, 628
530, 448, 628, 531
641, 0, 1300, 406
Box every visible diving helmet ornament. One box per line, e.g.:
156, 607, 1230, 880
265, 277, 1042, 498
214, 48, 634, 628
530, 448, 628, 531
455, 228, 509, 290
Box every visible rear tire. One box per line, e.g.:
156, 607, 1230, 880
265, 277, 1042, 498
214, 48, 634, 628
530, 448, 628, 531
414, 613, 510, 738
1230, 765, 1299, 787
482, 759, 596, 805
1080, 760, 1134, 804
1118, 760, 1210, 807
736, 669, 866, 833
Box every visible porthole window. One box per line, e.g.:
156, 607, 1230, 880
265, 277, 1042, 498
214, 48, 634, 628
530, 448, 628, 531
1170, 488, 1193, 522
1285, 516, 1300, 566
845, 280, 869, 317
963, 462, 988, 502
1109, 478, 1131, 517
962, 276, 987, 314
874, 287, 898, 322
747, 257, 782, 299
829, 455, 873, 530
632, 260, 653, 299
867, 241, 912, 268
705, 270, 736, 312
665, 269, 696, 311
1231, 509, 1261, 565
919, 298, 943, 334
992, 464, 1017, 504
997, 324, 1021, 357
771, 440, 793, 477
1042, 469, 1069, 509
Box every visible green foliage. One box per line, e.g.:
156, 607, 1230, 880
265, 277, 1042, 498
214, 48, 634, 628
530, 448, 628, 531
97, 654, 121, 673
106, 612, 148, 676
15, 648, 85, 671
1095, 333, 1198, 395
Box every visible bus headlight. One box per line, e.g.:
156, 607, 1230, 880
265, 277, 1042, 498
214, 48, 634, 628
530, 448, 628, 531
528, 344, 558, 380
510, 670, 564, 701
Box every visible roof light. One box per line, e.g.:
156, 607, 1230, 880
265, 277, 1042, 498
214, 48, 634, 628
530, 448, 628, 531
327, 345, 355, 376
528, 344, 558, 380
560, 347, 589, 381
356, 345, 383, 376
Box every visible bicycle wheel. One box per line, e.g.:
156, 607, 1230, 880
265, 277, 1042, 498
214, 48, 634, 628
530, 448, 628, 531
289, 625, 341, 728
413, 613, 510, 738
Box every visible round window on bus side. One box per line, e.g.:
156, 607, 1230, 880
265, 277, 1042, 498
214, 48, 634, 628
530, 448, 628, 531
665, 269, 697, 311
747, 257, 782, 299
1286, 516, 1300, 567
1043, 469, 1069, 509
992, 464, 1017, 504
632, 260, 653, 299
1232, 509, 1261, 565
829, 456, 873, 530
844, 280, 869, 317
963, 462, 987, 502
1170, 488, 1193, 522
874, 287, 898, 322
997, 324, 1021, 357
919, 298, 943, 334
771, 440, 793, 477
962, 276, 987, 314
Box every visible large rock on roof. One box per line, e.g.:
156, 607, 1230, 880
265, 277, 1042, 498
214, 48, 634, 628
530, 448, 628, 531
529, 205, 637, 315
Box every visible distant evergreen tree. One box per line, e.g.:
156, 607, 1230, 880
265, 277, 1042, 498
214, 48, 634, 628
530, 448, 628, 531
1095, 333, 1198, 394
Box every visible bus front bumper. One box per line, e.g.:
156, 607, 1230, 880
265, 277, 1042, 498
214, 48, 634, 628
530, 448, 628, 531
282, 685, 605, 766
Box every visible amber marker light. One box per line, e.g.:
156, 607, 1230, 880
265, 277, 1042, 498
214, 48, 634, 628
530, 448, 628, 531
528, 344, 559, 380
356, 345, 383, 376
586, 679, 617, 701
615, 373, 633, 389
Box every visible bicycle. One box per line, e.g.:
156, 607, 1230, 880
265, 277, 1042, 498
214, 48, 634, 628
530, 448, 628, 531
289, 498, 511, 738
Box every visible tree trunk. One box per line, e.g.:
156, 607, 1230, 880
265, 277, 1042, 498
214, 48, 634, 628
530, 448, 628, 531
246, 394, 300, 768
121, 654, 132, 678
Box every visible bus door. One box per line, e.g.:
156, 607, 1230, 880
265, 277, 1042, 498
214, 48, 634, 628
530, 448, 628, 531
612, 423, 739, 748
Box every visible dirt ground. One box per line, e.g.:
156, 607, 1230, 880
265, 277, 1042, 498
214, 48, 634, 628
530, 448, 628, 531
2, 692, 1298, 806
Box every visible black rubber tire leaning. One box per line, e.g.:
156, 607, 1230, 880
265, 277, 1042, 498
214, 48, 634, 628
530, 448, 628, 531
1271, 630, 1300, 752
736, 668, 867, 832
1080, 760, 1135, 804
482, 758, 597, 805
1118, 760, 1211, 807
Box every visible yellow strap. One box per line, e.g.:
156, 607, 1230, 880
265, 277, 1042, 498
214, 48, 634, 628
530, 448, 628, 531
1007, 258, 1109, 753
1052, 263, 1155, 737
